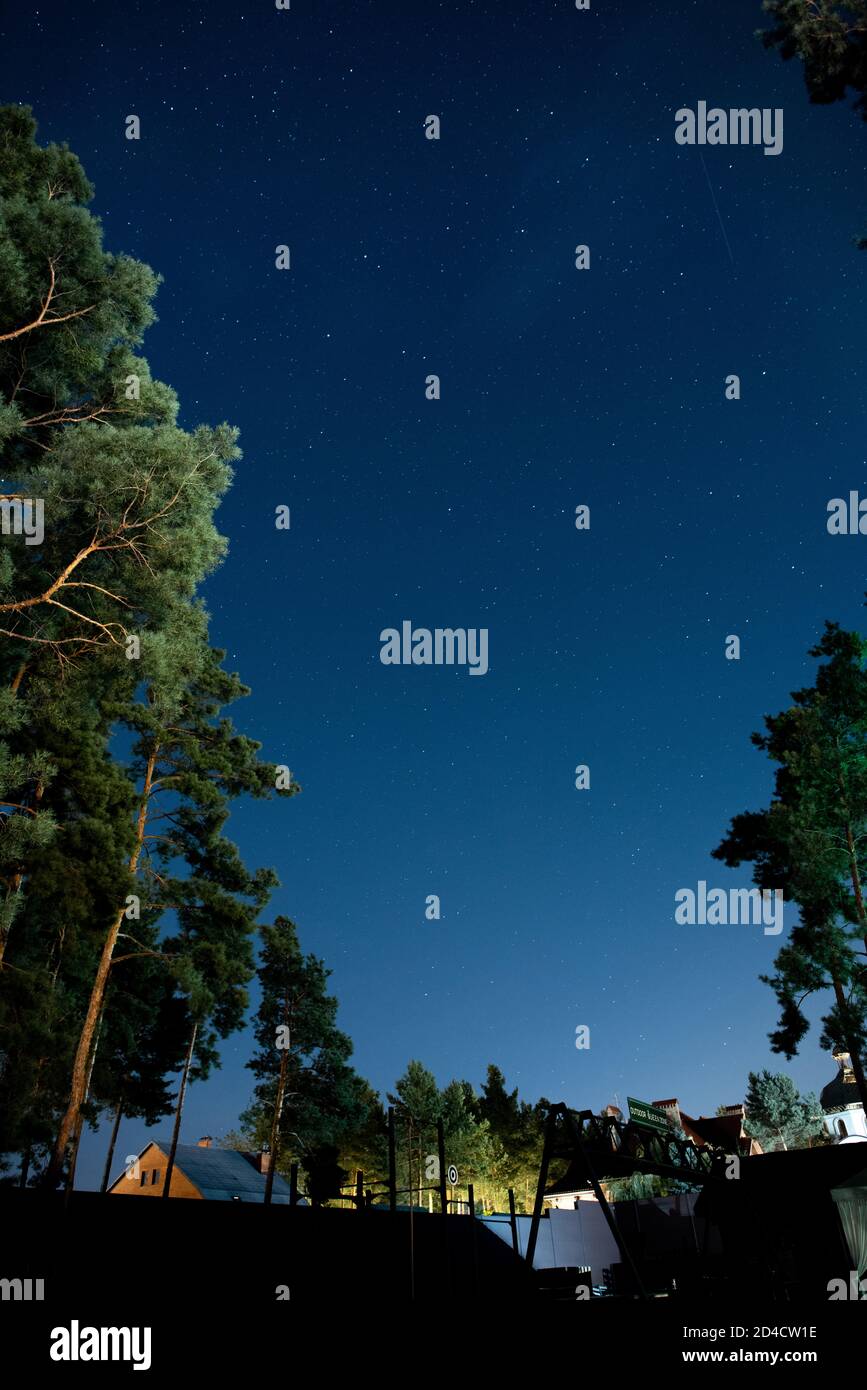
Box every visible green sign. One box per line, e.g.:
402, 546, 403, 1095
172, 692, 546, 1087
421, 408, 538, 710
627, 1097, 670, 1132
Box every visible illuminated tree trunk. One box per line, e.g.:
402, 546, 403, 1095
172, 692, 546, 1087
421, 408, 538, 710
44, 748, 158, 1188
162, 1020, 197, 1199
100, 1095, 124, 1193
65, 1009, 103, 1195
265, 1003, 290, 1206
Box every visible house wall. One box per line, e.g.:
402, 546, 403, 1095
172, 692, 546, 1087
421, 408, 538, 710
824, 1108, 867, 1141
108, 1145, 202, 1199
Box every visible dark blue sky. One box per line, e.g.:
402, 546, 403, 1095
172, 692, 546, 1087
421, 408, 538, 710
5, 0, 867, 1189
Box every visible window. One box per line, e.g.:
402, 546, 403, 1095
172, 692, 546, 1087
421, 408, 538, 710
838, 1119, 848, 1137
139, 1171, 147, 1186
151, 1169, 161, 1185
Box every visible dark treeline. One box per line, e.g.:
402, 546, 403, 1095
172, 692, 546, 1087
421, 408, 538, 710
228, 920, 553, 1211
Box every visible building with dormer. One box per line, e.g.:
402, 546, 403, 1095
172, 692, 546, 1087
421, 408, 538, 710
821, 1052, 867, 1143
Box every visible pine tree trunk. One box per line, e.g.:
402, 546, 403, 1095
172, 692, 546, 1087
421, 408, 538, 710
66, 1114, 85, 1196
100, 1096, 124, 1193
265, 1003, 290, 1205
43, 747, 159, 1189
66, 1008, 104, 1197
162, 1020, 197, 1199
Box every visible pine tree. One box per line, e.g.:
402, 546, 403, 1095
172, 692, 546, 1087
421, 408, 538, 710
386, 1062, 506, 1212
743, 1070, 825, 1152
760, 1, 867, 117
759, 2, 867, 243
476, 1064, 548, 1207
43, 637, 296, 1188
240, 915, 371, 1203
439, 1079, 500, 1211
1, 102, 240, 997
333, 1080, 388, 1190
0, 104, 217, 674
388, 1060, 442, 1208
0, 107, 296, 1188
713, 623, 867, 1110
94, 960, 192, 1192
0, 686, 55, 962
0, 105, 167, 452
0, 665, 140, 1176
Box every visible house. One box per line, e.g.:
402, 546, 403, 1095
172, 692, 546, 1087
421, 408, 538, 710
821, 1051, 867, 1143
653, 1099, 763, 1157
107, 1136, 295, 1203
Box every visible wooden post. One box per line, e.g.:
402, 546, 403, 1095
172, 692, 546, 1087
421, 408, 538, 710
436, 1117, 449, 1283
525, 1108, 556, 1268
436, 1117, 447, 1215
468, 1183, 478, 1292
508, 1188, 520, 1256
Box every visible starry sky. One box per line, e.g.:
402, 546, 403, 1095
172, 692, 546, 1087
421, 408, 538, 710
4, 0, 867, 1190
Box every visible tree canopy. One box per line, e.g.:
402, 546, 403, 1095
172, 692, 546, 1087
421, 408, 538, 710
714, 623, 867, 1112
0, 106, 296, 1188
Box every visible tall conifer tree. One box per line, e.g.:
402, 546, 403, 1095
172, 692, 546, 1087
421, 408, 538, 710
0, 107, 298, 1186
241, 916, 372, 1202
714, 623, 867, 1109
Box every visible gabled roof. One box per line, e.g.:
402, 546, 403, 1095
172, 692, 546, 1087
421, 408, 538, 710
164, 1143, 293, 1201
681, 1111, 739, 1149
679, 1109, 761, 1155
112, 1140, 294, 1203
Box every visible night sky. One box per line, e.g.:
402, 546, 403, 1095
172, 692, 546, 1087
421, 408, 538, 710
4, 0, 867, 1190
